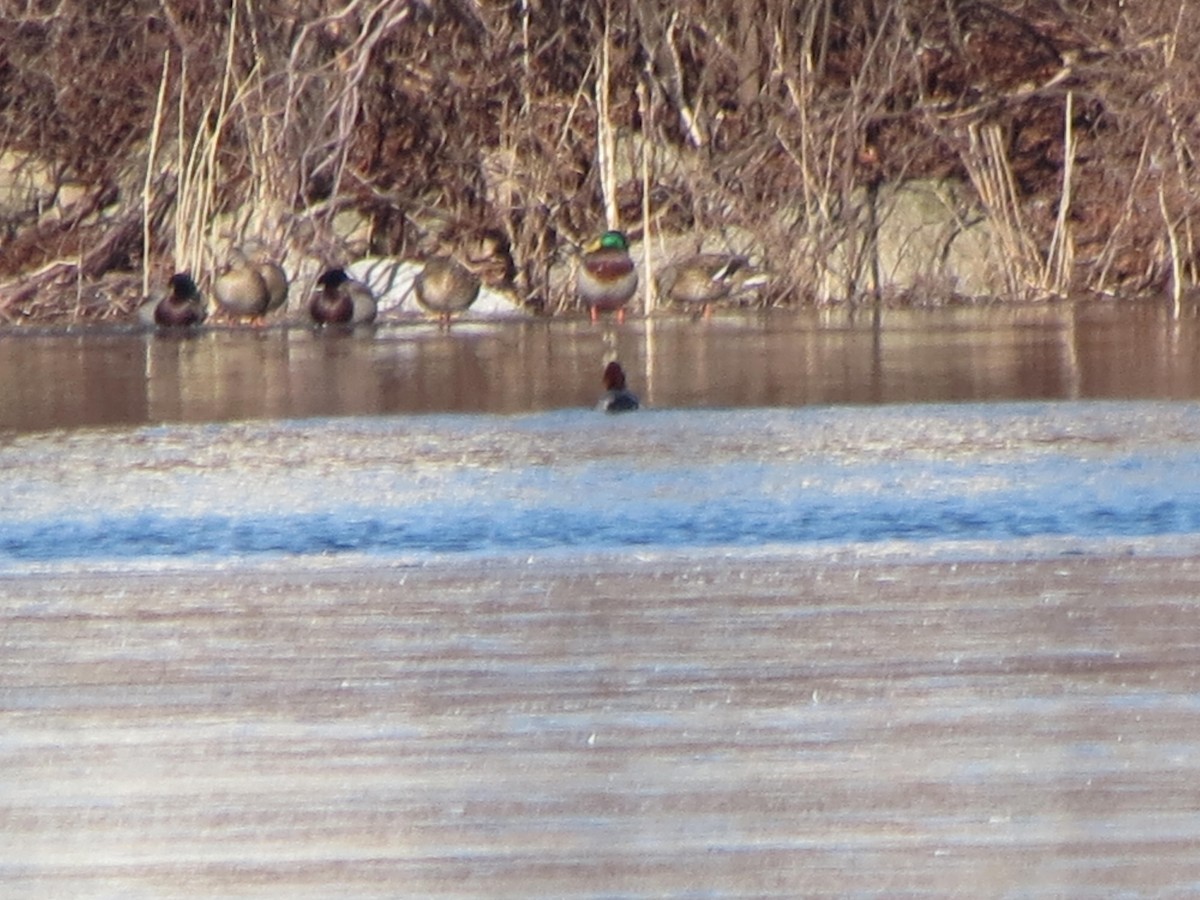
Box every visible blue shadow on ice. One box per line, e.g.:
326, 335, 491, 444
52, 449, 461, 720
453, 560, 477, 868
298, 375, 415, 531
4, 490, 1200, 561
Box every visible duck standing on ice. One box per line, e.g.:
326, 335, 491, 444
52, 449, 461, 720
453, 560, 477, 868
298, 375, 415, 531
414, 256, 481, 327
577, 230, 637, 323
309, 267, 377, 325
140, 272, 206, 328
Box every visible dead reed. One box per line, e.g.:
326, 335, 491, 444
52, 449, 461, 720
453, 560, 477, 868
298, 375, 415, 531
0, 0, 1197, 320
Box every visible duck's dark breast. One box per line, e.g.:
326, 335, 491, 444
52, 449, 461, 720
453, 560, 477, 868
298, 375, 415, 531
311, 294, 353, 323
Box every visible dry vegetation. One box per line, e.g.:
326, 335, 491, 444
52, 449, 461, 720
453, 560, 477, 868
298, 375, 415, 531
0, 0, 1198, 321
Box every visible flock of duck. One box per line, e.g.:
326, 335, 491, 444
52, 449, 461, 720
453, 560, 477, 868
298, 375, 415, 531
578, 230, 763, 322
141, 255, 477, 329
138, 228, 765, 412
141, 229, 761, 329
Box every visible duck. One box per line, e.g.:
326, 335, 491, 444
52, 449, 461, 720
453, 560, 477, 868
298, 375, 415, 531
414, 256, 481, 326
212, 249, 286, 321
577, 230, 637, 323
657, 253, 754, 318
242, 242, 291, 315
597, 360, 639, 413
459, 227, 517, 290
310, 267, 377, 325
140, 272, 206, 328
254, 257, 289, 315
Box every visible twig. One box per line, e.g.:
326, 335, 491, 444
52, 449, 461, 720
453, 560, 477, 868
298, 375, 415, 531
143, 47, 172, 296
1045, 91, 1075, 295
638, 78, 654, 315
596, 0, 618, 229
1159, 182, 1183, 317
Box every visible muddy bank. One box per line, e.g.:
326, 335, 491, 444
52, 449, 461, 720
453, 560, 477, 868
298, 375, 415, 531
4, 548, 1200, 897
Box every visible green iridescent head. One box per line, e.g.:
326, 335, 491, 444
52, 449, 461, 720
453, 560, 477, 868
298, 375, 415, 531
598, 230, 629, 251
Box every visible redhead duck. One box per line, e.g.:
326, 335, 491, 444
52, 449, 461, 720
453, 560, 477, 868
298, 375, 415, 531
577, 230, 637, 322
597, 361, 639, 413
414, 257, 480, 326
310, 267, 377, 325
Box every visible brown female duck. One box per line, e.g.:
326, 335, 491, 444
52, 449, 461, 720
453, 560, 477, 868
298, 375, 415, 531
657, 253, 754, 318
414, 257, 481, 327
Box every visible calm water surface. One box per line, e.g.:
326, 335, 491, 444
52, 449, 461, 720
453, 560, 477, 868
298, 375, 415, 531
4, 301, 1200, 566
3, 300, 1200, 431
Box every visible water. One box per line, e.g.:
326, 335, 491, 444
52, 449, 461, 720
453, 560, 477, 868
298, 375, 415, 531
6, 304, 1200, 896
5, 302, 1200, 566
3, 300, 1200, 432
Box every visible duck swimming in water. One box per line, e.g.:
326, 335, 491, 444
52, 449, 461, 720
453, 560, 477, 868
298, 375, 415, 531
597, 361, 639, 413
310, 267, 377, 325
577, 230, 637, 323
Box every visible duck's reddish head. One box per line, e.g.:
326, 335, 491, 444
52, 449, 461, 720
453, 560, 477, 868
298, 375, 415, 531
602, 361, 627, 391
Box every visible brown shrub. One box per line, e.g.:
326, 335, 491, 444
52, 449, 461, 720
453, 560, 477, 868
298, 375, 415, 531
0, 0, 1197, 318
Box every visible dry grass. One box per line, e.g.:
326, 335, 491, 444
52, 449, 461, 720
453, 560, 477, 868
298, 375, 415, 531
0, 0, 1198, 320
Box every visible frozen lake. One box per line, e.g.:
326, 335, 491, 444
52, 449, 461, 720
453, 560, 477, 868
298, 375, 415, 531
5, 402, 1200, 566
6, 300, 1200, 565
6, 550, 1200, 897
4, 305, 1200, 896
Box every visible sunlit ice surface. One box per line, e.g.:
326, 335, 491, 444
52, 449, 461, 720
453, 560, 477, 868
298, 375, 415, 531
4, 401, 1200, 569
6, 401, 1200, 898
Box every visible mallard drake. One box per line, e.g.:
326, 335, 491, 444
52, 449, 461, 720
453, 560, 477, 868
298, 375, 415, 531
657, 253, 753, 318
578, 230, 637, 323
310, 267, 377, 325
142, 272, 206, 328
597, 361, 639, 413
414, 257, 481, 326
